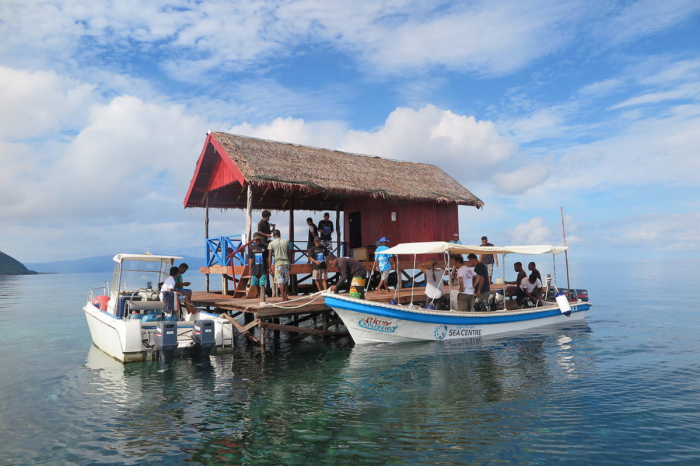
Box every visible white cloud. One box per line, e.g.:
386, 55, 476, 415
230, 104, 517, 182
0, 67, 96, 139
508, 218, 553, 244
3, 0, 698, 82
610, 82, 700, 109
578, 78, 625, 96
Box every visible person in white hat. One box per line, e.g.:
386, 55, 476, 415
450, 233, 462, 245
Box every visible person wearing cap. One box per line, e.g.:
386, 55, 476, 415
479, 235, 498, 284
449, 233, 462, 245
374, 237, 396, 292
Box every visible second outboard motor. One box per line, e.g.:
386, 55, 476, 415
191, 320, 215, 358
154, 321, 178, 365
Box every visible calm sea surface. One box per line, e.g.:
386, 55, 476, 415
0, 260, 699, 465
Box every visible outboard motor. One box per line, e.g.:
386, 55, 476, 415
191, 320, 216, 358
154, 321, 178, 365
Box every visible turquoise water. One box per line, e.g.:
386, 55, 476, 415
1, 261, 699, 465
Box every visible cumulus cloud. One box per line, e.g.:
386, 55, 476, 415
0, 67, 96, 139
230, 104, 517, 183
508, 218, 554, 244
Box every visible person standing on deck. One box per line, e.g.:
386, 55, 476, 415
374, 237, 396, 292
248, 235, 269, 304
468, 253, 491, 305
308, 237, 329, 291
421, 258, 446, 309
450, 233, 462, 244
479, 236, 498, 284
318, 212, 334, 252
329, 257, 367, 299
268, 230, 291, 302
257, 210, 275, 243
455, 255, 475, 312
306, 217, 319, 262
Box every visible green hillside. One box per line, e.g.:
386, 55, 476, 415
0, 251, 37, 275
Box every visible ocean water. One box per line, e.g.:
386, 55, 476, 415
0, 261, 698, 465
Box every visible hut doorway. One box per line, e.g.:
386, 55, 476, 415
349, 211, 362, 249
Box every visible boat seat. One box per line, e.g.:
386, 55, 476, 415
127, 301, 165, 312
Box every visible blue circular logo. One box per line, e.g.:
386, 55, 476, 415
434, 325, 447, 340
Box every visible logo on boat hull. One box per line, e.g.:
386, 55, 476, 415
358, 317, 397, 333
434, 325, 447, 340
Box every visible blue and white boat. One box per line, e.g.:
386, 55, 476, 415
325, 242, 591, 344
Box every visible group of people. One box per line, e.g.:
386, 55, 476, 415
505, 261, 543, 307
248, 210, 337, 303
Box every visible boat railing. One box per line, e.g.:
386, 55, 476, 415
87, 281, 110, 303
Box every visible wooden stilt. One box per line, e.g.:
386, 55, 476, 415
205, 195, 210, 293
335, 201, 341, 256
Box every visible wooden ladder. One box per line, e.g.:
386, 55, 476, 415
232, 264, 253, 298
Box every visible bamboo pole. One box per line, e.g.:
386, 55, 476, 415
560, 207, 572, 301
245, 185, 252, 243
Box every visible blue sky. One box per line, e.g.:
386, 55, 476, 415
1, 0, 699, 264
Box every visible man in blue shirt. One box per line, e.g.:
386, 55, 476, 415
449, 233, 462, 244
374, 237, 396, 292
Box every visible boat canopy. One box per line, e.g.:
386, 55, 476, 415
377, 241, 567, 256
112, 254, 183, 263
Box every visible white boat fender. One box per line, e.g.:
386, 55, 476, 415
556, 292, 572, 317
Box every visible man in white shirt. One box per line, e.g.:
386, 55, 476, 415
455, 255, 475, 312
160, 266, 180, 300
519, 274, 542, 307
421, 259, 446, 309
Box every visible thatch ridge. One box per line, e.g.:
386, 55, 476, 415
209, 132, 483, 207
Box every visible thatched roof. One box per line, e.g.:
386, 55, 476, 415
184, 132, 483, 211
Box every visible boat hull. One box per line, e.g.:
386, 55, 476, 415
325, 295, 590, 344
83, 303, 233, 363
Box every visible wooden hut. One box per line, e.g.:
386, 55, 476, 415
184, 132, 482, 254
185, 131, 482, 256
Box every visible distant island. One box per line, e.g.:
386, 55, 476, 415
25, 254, 203, 274
0, 250, 37, 275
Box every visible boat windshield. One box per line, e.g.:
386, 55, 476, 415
116, 259, 172, 294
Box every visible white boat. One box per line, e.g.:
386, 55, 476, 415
325, 242, 591, 344
83, 254, 233, 363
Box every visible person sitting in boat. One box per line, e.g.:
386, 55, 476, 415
374, 237, 396, 292
329, 256, 367, 299
528, 262, 542, 283
467, 253, 491, 305
454, 255, 475, 312
505, 262, 527, 303
248, 234, 269, 303
175, 263, 192, 302
308, 236, 329, 291
421, 258, 446, 309
519, 273, 543, 307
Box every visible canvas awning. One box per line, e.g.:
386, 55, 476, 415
377, 242, 567, 256
113, 254, 183, 263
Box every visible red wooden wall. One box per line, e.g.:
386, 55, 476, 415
343, 197, 459, 250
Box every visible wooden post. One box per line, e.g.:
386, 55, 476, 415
245, 184, 252, 243
222, 274, 228, 295
205, 195, 210, 293
289, 194, 296, 294
335, 201, 341, 257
